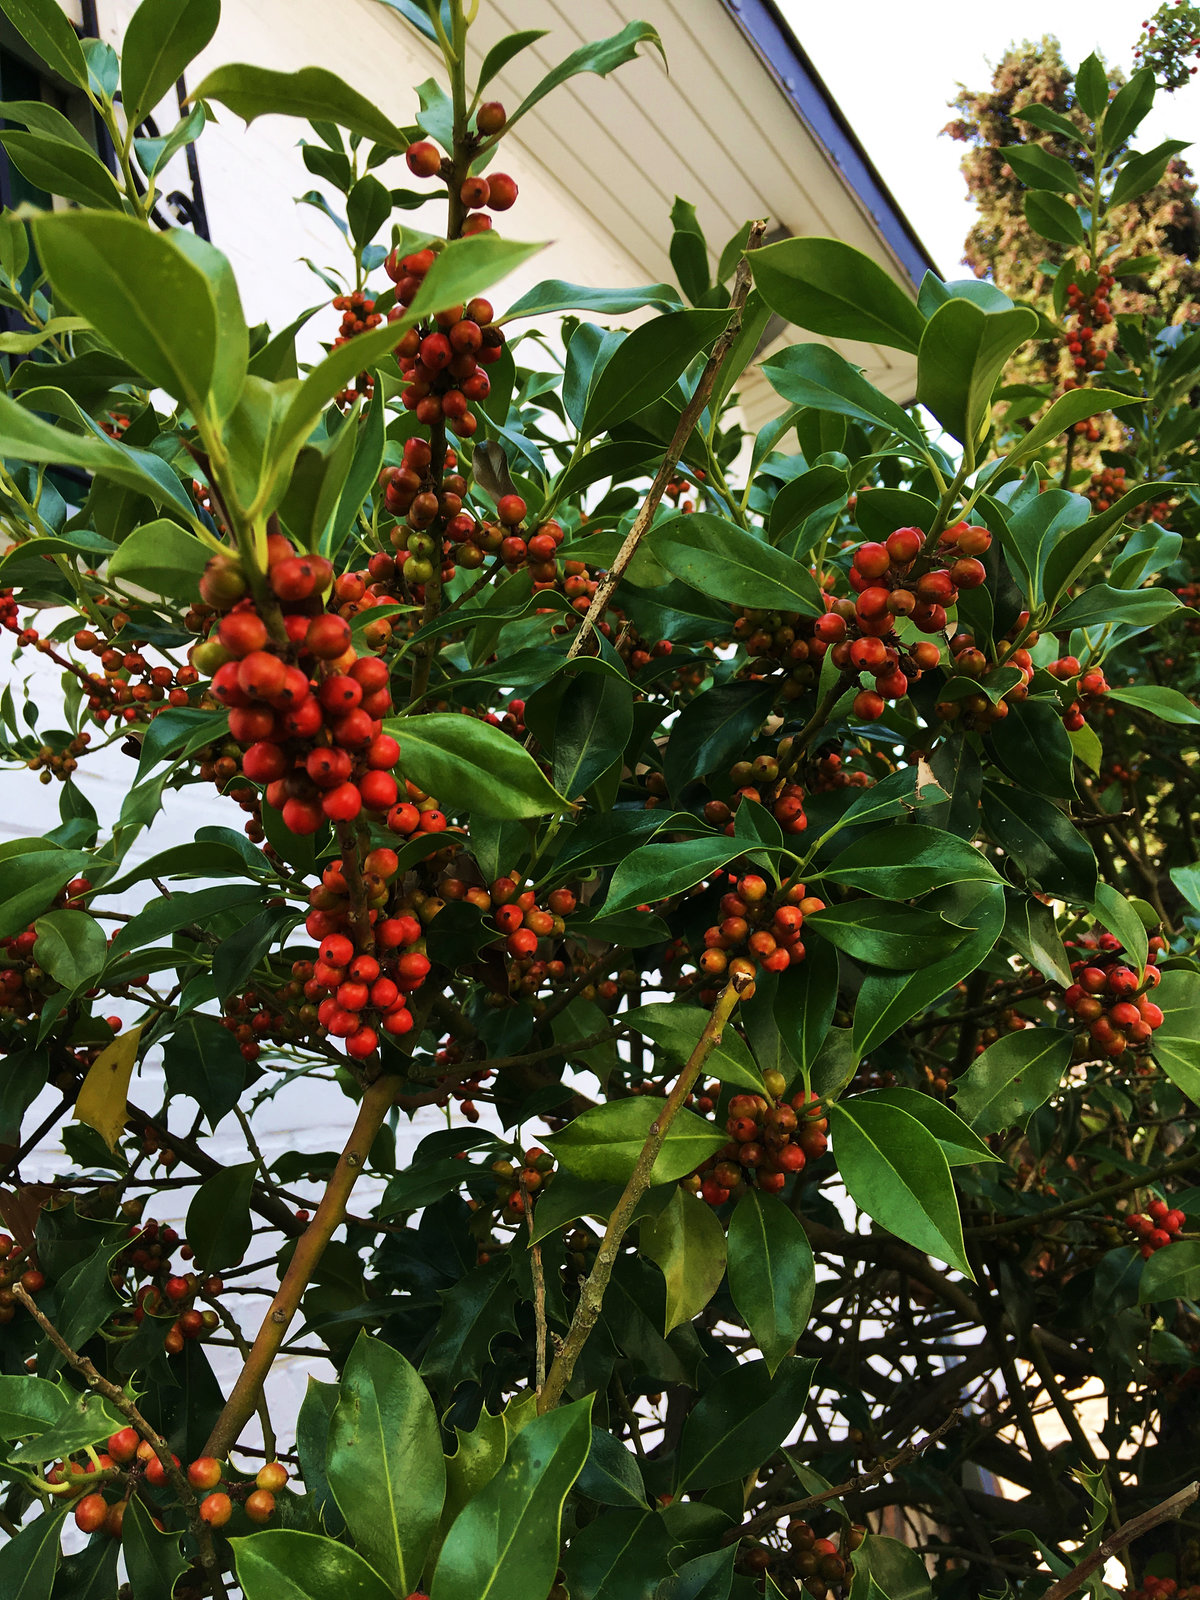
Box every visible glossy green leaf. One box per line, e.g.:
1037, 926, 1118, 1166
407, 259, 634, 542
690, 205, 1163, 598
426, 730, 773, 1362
0, 131, 122, 208
767, 464, 849, 546
185, 1161, 255, 1272
107, 520, 212, 598
853, 883, 1005, 1058
916, 300, 1038, 445
32, 212, 247, 424
640, 1186, 728, 1333
773, 933, 838, 1079
504, 21, 665, 134
388, 713, 566, 819
823, 825, 999, 898
1024, 189, 1086, 247
988, 700, 1076, 800
576, 1427, 647, 1510
122, 0, 220, 127
32, 910, 106, 994
1107, 685, 1200, 726
1003, 891, 1072, 986
999, 142, 1080, 194
837, 763, 949, 830
192, 62, 408, 147
0, 392, 200, 516
0, 1505, 66, 1600
727, 1190, 814, 1374
980, 782, 1096, 900
1101, 67, 1156, 151
676, 1356, 814, 1490
828, 1099, 971, 1275
431, 1398, 592, 1600
328, 1334, 445, 1594
0, 1375, 68, 1438
1139, 1241, 1200, 1304
162, 1013, 246, 1128
806, 900, 967, 968
553, 672, 635, 801
652, 512, 822, 615
1006, 389, 1138, 467
953, 1027, 1072, 1135
0, 0, 88, 88
1110, 140, 1190, 208
624, 1003, 764, 1092
664, 680, 778, 799
545, 1098, 726, 1187
1090, 880, 1149, 975
503, 278, 683, 320
751, 236, 926, 354
762, 344, 924, 445
122, 1498, 188, 1600
1051, 583, 1181, 634
1152, 970, 1200, 1100
561, 1509, 673, 1600
603, 835, 745, 916
582, 309, 729, 438
232, 1530, 395, 1600
861, 1088, 999, 1165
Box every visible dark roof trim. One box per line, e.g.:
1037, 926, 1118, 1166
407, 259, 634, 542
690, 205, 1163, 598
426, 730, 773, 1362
717, 0, 939, 287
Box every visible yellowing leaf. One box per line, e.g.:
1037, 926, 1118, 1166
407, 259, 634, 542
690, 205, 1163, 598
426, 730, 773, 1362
75, 1026, 142, 1151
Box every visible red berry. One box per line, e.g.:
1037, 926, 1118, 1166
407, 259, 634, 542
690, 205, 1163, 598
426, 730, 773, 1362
245, 1489, 276, 1523
306, 614, 352, 660
497, 494, 527, 526
486, 172, 518, 210
188, 1457, 223, 1491
476, 100, 506, 135
218, 611, 268, 658
322, 782, 362, 822
199, 1492, 232, 1528
886, 526, 923, 564
405, 140, 441, 177
74, 1493, 108, 1534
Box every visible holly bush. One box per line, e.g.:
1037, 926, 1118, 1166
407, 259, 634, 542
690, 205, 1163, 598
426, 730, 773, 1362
0, 2, 1198, 1598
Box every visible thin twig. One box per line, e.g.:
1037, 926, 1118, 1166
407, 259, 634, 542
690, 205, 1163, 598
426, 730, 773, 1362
13, 1284, 228, 1600
565, 223, 767, 660
523, 1185, 547, 1394
537, 975, 750, 1411
203, 1074, 400, 1457
1040, 1482, 1200, 1600
737, 1408, 964, 1538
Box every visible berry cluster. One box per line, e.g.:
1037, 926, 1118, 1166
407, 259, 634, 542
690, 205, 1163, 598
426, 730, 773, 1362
691, 1078, 829, 1204
0, 1230, 46, 1324
330, 289, 384, 408
194, 536, 403, 836
817, 522, 992, 719
1134, 2, 1200, 89
731, 606, 826, 702
121, 1237, 221, 1356
1086, 463, 1126, 511
0, 878, 93, 1033
1063, 931, 1166, 1057
1063, 265, 1115, 381
934, 625, 1036, 730
305, 868, 432, 1057
389, 249, 505, 442
1126, 1196, 1188, 1258
403, 108, 518, 236
694, 874, 823, 988
769, 1519, 861, 1600
491, 1146, 556, 1222
1049, 656, 1109, 731
702, 752, 809, 837
68, 1433, 288, 1538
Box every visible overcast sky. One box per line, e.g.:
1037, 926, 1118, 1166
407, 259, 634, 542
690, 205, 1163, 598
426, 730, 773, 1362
777, 0, 1200, 279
